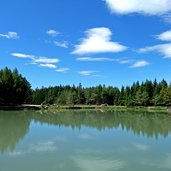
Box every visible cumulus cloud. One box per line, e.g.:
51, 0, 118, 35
140, 30, 171, 58
79, 70, 99, 76
55, 68, 70, 73
76, 57, 114, 61
46, 29, 60, 37
0, 32, 19, 39
11, 53, 59, 69
105, 0, 171, 16
156, 30, 171, 41
72, 27, 127, 55
130, 60, 149, 68
139, 43, 171, 58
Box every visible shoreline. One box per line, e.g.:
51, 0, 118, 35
0, 105, 169, 113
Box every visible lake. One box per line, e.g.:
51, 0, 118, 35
0, 110, 171, 171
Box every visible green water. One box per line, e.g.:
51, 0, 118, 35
0, 110, 171, 171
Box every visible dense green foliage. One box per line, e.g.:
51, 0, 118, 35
0, 67, 31, 105
0, 67, 171, 106
32, 80, 171, 106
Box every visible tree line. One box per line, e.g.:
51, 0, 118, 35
32, 79, 171, 106
0, 67, 171, 106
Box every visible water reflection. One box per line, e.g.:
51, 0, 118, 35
31, 110, 171, 138
0, 111, 30, 153
0, 110, 171, 154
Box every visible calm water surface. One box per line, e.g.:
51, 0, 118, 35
0, 110, 171, 171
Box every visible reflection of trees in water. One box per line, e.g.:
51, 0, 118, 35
0, 111, 30, 153
0, 110, 171, 153
31, 110, 171, 139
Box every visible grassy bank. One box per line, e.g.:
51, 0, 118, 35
48, 105, 168, 112
0, 104, 168, 113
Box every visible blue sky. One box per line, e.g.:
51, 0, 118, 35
0, 0, 171, 88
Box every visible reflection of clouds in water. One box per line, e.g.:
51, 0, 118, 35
138, 153, 171, 170
154, 153, 171, 169
134, 143, 150, 151
120, 143, 150, 152
72, 149, 126, 171
120, 146, 131, 152
72, 157, 126, 171
29, 140, 56, 152
9, 151, 24, 157
9, 140, 56, 157
79, 133, 92, 140
54, 135, 67, 142
75, 149, 107, 157
164, 154, 171, 169
9, 135, 67, 157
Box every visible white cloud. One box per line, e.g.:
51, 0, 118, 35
139, 43, 171, 58
130, 60, 149, 68
79, 70, 99, 76
55, 68, 70, 73
54, 41, 68, 48
115, 58, 149, 68
11, 53, 59, 69
11, 53, 34, 59
0, 32, 19, 39
140, 30, 171, 57
72, 27, 127, 55
156, 30, 171, 41
119, 60, 131, 64
76, 57, 114, 61
119, 59, 132, 64
46, 29, 60, 37
39, 63, 57, 68
105, 0, 171, 15
33, 57, 59, 64
115, 58, 134, 64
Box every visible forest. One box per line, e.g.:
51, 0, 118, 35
0, 67, 171, 106
0, 67, 31, 105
